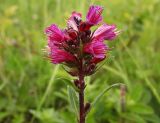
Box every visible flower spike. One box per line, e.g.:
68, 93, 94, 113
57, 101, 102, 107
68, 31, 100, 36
44, 4, 120, 123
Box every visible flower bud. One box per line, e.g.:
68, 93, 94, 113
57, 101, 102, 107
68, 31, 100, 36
85, 63, 96, 75
74, 79, 80, 88
85, 102, 91, 113
68, 29, 77, 39
79, 22, 91, 32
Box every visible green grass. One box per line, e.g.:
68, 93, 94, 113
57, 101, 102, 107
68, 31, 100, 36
0, 0, 160, 123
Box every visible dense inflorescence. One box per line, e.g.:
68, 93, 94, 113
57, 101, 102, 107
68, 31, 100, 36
44, 5, 119, 77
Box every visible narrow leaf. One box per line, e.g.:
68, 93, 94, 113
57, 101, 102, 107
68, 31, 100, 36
129, 104, 154, 115
122, 113, 146, 123
67, 86, 79, 118
92, 83, 124, 107
56, 78, 80, 92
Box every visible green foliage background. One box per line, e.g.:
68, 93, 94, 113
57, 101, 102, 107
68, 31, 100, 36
0, 0, 160, 123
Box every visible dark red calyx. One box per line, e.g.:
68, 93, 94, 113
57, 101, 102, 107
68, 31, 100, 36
74, 79, 80, 88
84, 102, 91, 114
68, 29, 77, 40
84, 63, 96, 75
79, 22, 92, 32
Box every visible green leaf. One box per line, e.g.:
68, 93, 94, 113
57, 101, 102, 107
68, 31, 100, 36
130, 83, 143, 102
122, 113, 146, 123
12, 114, 24, 123
67, 86, 79, 118
56, 78, 80, 92
54, 91, 68, 101
91, 83, 124, 107
141, 89, 152, 104
0, 112, 9, 120
129, 104, 154, 115
143, 114, 160, 123
30, 109, 65, 123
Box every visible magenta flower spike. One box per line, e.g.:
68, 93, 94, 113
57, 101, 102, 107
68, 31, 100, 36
44, 5, 119, 123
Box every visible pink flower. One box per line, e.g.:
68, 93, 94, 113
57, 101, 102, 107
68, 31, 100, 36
45, 24, 65, 45
44, 5, 120, 75
83, 39, 107, 59
67, 11, 82, 31
49, 46, 75, 64
86, 5, 103, 25
93, 24, 118, 41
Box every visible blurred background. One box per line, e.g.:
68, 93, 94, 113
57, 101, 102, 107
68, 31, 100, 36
0, 0, 160, 123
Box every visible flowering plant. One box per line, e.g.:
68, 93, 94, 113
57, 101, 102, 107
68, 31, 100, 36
44, 5, 120, 123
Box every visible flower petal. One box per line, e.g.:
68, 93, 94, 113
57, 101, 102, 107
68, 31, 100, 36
45, 24, 65, 45
86, 5, 103, 25
93, 24, 118, 41
83, 39, 107, 59
49, 45, 75, 64
67, 11, 82, 31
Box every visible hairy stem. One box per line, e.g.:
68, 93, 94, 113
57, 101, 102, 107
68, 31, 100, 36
79, 61, 85, 123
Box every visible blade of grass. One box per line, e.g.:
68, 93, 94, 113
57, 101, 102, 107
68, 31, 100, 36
92, 83, 124, 107
38, 65, 60, 110
103, 65, 130, 88
119, 38, 160, 104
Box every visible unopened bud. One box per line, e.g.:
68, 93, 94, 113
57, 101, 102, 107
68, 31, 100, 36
89, 63, 96, 70
74, 79, 79, 87
85, 63, 96, 75
68, 30, 77, 39
85, 102, 91, 113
